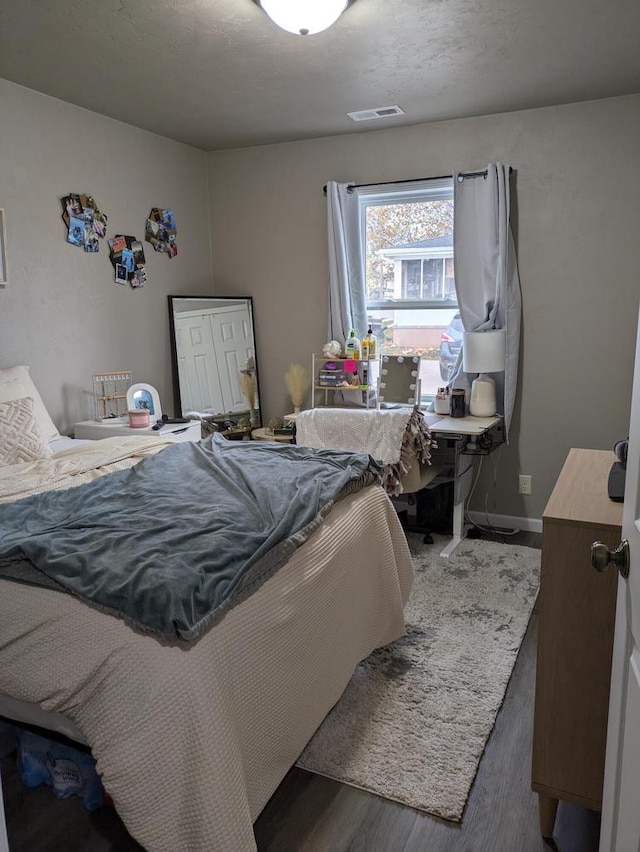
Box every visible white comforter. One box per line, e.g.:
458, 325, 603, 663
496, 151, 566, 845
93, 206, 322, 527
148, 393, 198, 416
0, 439, 413, 851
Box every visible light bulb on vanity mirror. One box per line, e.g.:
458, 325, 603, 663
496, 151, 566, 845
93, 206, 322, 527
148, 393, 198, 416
462, 328, 506, 417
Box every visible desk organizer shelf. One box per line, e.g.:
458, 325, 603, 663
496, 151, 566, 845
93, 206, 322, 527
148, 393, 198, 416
311, 354, 378, 409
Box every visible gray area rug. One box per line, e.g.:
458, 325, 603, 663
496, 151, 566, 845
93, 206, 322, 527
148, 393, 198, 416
296, 533, 540, 821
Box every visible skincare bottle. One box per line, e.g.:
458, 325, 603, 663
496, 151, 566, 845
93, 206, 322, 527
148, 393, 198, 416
365, 326, 376, 358
345, 329, 361, 360
434, 386, 450, 415
361, 361, 369, 403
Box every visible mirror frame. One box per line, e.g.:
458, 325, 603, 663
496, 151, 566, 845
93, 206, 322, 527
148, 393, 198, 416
168, 295, 262, 430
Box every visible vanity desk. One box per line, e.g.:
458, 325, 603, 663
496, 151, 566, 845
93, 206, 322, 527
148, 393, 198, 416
531, 448, 621, 838
425, 413, 504, 557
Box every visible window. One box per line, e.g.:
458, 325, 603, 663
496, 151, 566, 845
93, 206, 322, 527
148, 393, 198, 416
401, 257, 455, 301
358, 178, 457, 398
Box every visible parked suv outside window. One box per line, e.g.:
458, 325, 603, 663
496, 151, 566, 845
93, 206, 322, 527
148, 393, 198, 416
439, 312, 463, 382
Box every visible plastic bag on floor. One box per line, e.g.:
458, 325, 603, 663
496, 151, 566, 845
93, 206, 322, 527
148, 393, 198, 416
16, 729, 104, 811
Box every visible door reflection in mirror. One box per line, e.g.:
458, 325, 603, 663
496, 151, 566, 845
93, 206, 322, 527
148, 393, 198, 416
168, 296, 261, 429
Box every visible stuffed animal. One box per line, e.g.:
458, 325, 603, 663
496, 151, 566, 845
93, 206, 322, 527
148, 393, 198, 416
322, 340, 342, 357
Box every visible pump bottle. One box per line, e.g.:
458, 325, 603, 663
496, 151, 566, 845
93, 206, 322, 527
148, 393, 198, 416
364, 326, 376, 358
345, 329, 361, 360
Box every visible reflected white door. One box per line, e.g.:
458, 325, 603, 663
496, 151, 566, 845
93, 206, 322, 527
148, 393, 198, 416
174, 313, 225, 414
600, 305, 640, 851
209, 308, 255, 414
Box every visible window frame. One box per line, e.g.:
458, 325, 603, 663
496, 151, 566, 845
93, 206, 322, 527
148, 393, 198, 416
357, 177, 457, 402
357, 177, 456, 312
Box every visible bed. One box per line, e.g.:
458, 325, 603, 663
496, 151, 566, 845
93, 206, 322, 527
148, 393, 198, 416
0, 367, 414, 852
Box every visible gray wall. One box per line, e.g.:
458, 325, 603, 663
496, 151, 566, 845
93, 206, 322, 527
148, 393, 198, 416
1, 78, 637, 523
0, 79, 212, 434
207, 95, 640, 522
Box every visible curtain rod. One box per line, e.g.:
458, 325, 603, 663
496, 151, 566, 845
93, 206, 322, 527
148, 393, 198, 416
322, 167, 512, 195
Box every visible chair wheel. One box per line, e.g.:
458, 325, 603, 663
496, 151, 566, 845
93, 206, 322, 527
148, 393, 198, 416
423, 533, 434, 545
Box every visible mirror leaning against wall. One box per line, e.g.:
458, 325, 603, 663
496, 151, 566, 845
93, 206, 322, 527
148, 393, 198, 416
168, 295, 261, 438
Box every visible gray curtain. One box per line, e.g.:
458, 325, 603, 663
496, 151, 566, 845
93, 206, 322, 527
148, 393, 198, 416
326, 181, 367, 345
452, 163, 522, 437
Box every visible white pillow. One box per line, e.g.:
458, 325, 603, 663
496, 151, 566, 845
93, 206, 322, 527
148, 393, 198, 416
0, 396, 52, 466
0, 365, 60, 443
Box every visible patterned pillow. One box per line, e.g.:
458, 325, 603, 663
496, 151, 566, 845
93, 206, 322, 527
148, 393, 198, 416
0, 396, 52, 466
0, 365, 61, 443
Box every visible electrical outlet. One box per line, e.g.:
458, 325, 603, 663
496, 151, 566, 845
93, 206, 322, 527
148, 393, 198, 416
518, 474, 532, 495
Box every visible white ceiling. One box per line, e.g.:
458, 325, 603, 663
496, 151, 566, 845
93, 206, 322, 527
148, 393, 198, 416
1, 0, 639, 152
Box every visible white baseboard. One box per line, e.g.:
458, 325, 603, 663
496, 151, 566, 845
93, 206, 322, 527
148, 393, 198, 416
467, 510, 543, 535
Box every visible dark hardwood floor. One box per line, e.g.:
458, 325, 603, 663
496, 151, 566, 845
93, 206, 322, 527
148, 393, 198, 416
1, 528, 602, 851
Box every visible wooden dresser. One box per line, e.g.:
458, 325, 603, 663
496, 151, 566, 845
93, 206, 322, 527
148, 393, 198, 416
531, 448, 622, 837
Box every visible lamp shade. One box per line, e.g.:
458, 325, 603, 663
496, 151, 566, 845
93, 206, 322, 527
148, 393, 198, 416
462, 329, 506, 374
260, 0, 348, 35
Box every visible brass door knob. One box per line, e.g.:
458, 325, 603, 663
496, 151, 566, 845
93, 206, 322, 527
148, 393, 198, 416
591, 539, 630, 579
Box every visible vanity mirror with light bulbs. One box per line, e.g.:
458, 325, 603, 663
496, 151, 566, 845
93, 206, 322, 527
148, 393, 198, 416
168, 295, 261, 433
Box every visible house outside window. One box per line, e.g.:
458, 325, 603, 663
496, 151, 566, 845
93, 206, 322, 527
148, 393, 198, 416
358, 178, 458, 398
381, 236, 455, 301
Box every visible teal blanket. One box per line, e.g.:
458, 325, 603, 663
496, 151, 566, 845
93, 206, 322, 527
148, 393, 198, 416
0, 435, 381, 643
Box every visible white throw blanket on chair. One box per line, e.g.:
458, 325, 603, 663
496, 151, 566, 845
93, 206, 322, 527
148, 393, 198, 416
295, 407, 432, 496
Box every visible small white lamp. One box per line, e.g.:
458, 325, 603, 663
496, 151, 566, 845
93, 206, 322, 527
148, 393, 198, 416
259, 0, 348, 35
462, 328, 506, 417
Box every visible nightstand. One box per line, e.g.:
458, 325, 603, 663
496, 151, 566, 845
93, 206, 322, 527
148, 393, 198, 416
74, 419, 202, 443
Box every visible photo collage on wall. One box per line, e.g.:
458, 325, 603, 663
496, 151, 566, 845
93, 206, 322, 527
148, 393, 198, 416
61, 193, 108, 253
60, 195, 177, 290
145, 208, 177, 258
108, 235, 147, 288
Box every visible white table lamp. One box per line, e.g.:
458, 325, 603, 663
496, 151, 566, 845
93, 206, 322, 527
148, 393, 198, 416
462, 329, 506, 417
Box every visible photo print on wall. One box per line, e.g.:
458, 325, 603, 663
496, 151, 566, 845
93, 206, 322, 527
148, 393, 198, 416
108, 235, 147, 288
145, 207, 177, 258
61, 193, 108, 252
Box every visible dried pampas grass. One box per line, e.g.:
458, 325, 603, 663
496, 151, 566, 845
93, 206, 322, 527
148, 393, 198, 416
239, 371, 257, 410
285, 363, 310, 412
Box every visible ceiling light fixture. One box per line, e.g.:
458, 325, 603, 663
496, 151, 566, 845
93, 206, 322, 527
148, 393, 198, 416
258, 0, 349, 36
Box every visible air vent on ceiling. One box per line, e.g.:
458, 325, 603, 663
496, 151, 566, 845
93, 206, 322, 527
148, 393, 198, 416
347, 105, 405, 122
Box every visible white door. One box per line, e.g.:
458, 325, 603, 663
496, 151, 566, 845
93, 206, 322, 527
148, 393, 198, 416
174, 313, 225, 414
600, 305, 640, 851
209, 308, 255, 414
